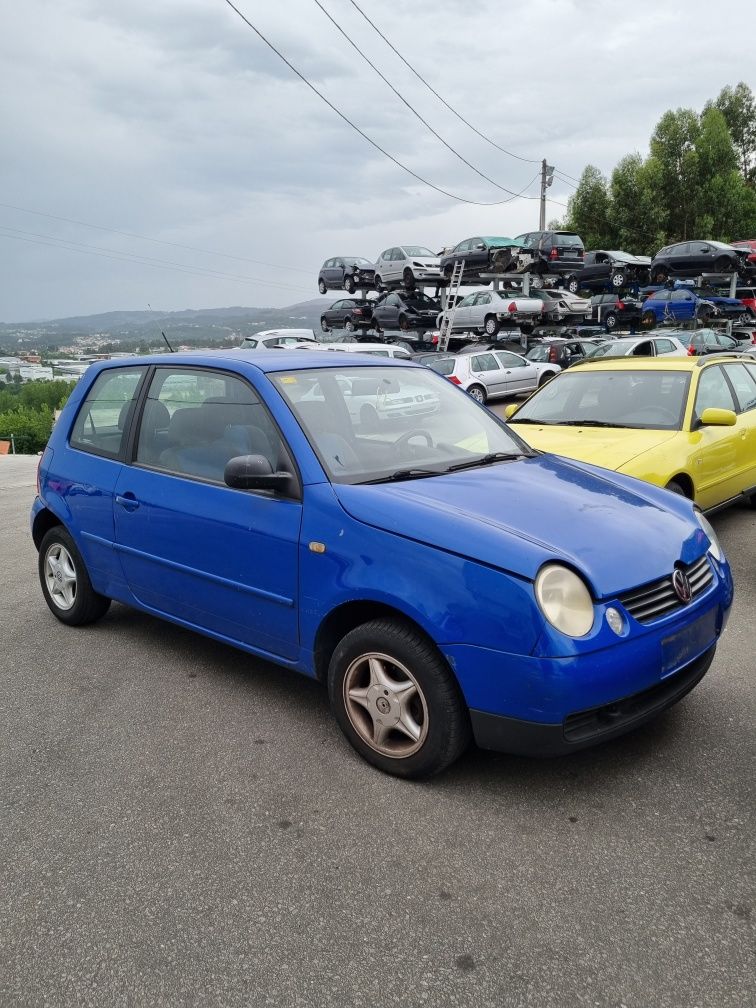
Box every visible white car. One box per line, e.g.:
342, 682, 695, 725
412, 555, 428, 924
525, 288, 591, 321
314, 342, 413, 359
374, 246, 441, 289
428, 348, 559, 404
240, 329, 317, 350
301, 373, 439, 430
584, 335, 689, 359
437, 288, 544, 336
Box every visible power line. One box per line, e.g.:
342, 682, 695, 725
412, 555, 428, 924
0, 201, 311, 275
312, 0, 539, 201
220, 0, 538, 207
0, 227, 314, 295
347, 0, 541, 166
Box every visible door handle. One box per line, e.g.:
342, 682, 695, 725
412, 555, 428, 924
115, 493, 140, 511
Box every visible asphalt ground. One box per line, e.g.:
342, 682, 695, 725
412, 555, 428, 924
1, 453, 754, 1008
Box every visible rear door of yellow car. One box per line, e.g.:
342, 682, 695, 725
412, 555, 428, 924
687, 363, 752, 509
722, 361, 756, 493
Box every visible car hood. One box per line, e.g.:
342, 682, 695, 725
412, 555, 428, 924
508, 424, 678, 471
333, 454, 701, 598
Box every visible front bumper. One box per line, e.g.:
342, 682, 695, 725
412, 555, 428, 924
469, 644, 715, 756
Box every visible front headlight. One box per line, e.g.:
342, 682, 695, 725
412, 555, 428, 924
695, 510, 724, 563
535, 563, 595, 637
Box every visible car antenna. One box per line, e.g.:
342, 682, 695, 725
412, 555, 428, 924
147, 303, 175, 352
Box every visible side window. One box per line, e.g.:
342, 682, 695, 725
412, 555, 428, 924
632, 341, 653, 356
458, 294, 476, 307
470, 353, 498, 373
723, 364, 756, 412
671, 290, 693, 301
654, 339, 675, 354
69, 367, 146, 458
494, 352, 526, 369
386, 294, 401, 307
694, 366, 736, 419
379, 250, 390, 262
475, 293, 492, 305
136, 369, 282, 483
455, 240, 470, 253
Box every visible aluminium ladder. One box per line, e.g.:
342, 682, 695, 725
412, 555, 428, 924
437, 260, 465, 352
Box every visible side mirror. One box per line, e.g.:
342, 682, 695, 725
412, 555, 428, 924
698, 408, 737, 428
475, 243, 486, 251
224, 454, 293, 492
503, 403, 519, 419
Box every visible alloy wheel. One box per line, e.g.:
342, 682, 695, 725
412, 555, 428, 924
343, 652, 429, 758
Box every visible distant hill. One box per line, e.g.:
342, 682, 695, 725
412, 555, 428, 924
0, 300, 334, 351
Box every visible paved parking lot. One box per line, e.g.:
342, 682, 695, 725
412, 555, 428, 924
2, 453, 754, 1008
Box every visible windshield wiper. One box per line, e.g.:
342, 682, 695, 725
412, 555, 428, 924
445, 451, 530, 473
362, 468, 445, 485
557, 420, 634, 428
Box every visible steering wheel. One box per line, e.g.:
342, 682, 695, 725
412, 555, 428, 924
395, 429, 435, 456
631, 406, 677, 423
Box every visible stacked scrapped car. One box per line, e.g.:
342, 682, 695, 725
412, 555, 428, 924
439, 237, 523, 284
437, 288, 543, 337
566, 250, 651, 293
318, 257, 377, 294
649, 241, 749, 284
374, 246, 441, 289
320, 298, 375, 334
511, 231, 585, 287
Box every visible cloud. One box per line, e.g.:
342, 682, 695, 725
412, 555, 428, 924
0, 0, 752, 320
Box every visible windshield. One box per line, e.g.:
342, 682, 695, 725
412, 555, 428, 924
401, 246, 435, 257
525, 344, 554, 362
511, 369, 691, 431
272, 365, 530, 484
585, 340, 635, 358
405, 292, 439, 307
343, 257, 372, 266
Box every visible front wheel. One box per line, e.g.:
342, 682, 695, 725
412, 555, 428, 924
328, 619, 470, 778
714, 256, 733, 273
467, 384, 486, 404
529, 273, 544, 289
538, 371, 555, 387
345, 320, 356, 332
642, 310, 657, 329
398, 314, 410, 331
604, 311, 617, 331
611, 270, 626, 288
318, 279, 327, 295
320, 318, 330, 333
566, 276, 580, 295
344, 275, 356, 294
403, 268, 415, 290
38, 526, 111, 626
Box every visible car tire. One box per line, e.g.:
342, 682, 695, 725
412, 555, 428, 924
611, 270, 626, 289
642, 310, 657, 329
483, 315, 499, 337
344, 276, 356, 294
735, 311, 751, 324
651, 268, 668, 285
403, 268, 415, 290
604, 312, 617, 331
467, 384, 486, 404
398, 314, 410, 332
714, 256, 733, 273
320, 318, 330, 333
538, 371, 555, 387
38, 526, 111, 626
529, 273, 544, 289
327, 618, 470, 779
566, 276, 580, 295
345, 320, 356, 332
318, 279, 327, 295
696, 305, 712, 322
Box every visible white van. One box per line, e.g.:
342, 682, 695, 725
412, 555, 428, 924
240, 329, 317, 350
316, 342, 413, 359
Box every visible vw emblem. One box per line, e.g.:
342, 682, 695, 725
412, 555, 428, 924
672, 568, 692, 604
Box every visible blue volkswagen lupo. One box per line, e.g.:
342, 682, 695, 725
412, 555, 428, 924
32, 351, 733, 777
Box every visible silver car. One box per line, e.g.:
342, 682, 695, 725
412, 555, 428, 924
438, 288, 544, 336
374, 246, 441, 289
429, 348, 559, 404
584, 335, 689, 359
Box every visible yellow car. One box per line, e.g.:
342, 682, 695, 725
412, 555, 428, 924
505, 353, 756, 512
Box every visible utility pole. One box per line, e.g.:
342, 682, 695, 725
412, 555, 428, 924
539, 159, 554, 230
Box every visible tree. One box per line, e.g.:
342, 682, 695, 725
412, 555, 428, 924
709, 82, 756, 182
694, 107, 753, 239
647, 108, 700, 240
609, 154, 666, 255
556, 165, 614, 249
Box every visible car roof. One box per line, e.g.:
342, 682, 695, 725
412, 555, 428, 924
88, 349, 419, 375
570, 356, 703, 374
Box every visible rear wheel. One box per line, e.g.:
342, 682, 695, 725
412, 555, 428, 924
665, 479, 689, 498
467, 384, 486, 404
318, 279, 327, 295
735, 311, 751, 324
38, 527, 111, 626
328, 619, 470, 778
566, 276, 580, 294
538, 371, 555, 387
320, 318, 330, 333
642, 310, 657, 329
611, 270, 626, 288
651, 268, 668, 285
529, 273, 544, 289
604, 312, 618, 331
403, 268, 415, 290
398, 314, 410, 331
483, 315, 499, 337
345, 320, 356, 332
696, 305, 712, 322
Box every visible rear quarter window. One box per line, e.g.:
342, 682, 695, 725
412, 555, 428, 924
69, 367, 146, 459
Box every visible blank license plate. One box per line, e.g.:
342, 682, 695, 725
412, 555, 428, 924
661, 608, 717, 677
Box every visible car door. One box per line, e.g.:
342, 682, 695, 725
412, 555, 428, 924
112, 366, 302, 659
494, 351, 540, 393
466, 238, 487, 274
652, 337, 680, 357
325, 299, 344, 328
468, 352, 503, 397
382, 293, 403, 329
722, 361, 756, 493
452, 293, 477, 330
669, 290, 696, 320
669, 243, 690, 274
324, 259, 339, 287
649, 289, 671, 321
688, 364, 743, 508
376, 249, 391, 284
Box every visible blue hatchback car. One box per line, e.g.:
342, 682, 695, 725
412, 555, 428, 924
32, 351, 733, 777
641, 287, 746, 325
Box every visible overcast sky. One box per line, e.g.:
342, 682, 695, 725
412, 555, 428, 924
1, 0, 753, 322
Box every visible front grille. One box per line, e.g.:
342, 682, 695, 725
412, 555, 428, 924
618, 555, 713, 624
